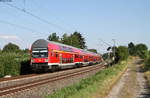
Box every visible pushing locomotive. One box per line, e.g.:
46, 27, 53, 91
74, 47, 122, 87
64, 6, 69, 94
30, 39, 102, 72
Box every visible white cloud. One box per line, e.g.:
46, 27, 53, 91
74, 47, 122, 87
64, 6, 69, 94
0, 35, 20, 40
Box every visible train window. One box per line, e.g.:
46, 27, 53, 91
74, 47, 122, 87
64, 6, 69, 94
56, 52, 58, 58
67, 58, 69, 63
84, 59, 88, 62
64, 58, 66, 63
62, 58, 65, 63
32, 48, 48, 58
71, 58, 73, 62
75, 54, 77, 58
75, 54, 79, 58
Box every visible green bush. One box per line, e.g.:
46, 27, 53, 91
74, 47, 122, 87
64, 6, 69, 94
135, 44, 148, 59
116, 46, 129, 61
143, 50, 150, 71
144, 58, 150, 70
0, 52, 30, 77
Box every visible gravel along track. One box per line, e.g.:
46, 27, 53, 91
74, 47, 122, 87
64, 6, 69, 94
0, 74, 37, 82
0, 64, 104, 90
0, 63, 105, 98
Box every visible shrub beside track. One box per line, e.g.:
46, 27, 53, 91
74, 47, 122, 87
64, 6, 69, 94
0, 52, 30, 77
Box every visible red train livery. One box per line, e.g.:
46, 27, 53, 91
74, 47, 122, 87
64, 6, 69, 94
30, 39, 102, 72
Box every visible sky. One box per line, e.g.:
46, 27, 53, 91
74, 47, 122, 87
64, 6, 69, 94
0, 0, 150, 53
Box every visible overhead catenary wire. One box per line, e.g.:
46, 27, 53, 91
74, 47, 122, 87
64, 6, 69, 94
97, 43, 108, 54
3, 2, 71, 33
99, 38, 112, 47
32, 0, 76, 32
0, 19, 48, 36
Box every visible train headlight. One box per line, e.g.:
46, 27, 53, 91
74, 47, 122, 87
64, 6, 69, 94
45, 59, 48, 62
31, 59, 34, 62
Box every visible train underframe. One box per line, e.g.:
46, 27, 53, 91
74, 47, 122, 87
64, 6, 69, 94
31, 61, 101, 73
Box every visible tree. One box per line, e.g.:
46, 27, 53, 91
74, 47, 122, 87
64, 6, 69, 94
48, 32, 87, 49
22, 48, 29, 53
47, 33, 60, 42
135, 43, 148, 59
87, 49, 97, 53
3, 43, 20, 52
128, 42, 136, 56
73, 32, 87, 49
61, 33, 80, 48
70, 33, 81, 48
116, 46, 129, 61
61, 33, 70, 45
60, 32, 87, 49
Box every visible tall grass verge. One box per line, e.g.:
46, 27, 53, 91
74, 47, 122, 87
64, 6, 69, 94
144, 58, 150, 86
46, 59, 129, 98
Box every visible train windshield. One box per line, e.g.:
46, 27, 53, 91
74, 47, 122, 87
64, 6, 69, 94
32, 48, 48, 58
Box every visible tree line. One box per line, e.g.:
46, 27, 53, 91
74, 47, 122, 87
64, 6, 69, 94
47, 32, 87, 49
103, 42, 149, 64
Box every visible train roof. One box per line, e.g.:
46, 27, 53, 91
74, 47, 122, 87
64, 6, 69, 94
32, 39, 100, 56
31, 39, 49, 48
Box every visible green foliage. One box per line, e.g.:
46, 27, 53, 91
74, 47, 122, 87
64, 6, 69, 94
135, 43, 148, 59
72, 32, 87, 49
69, 33, 81, 48
0, 52, 30, 77
144, 58, 150, 70
128, 42, 148, 59
128, 42, 136, 56
116, 46, 129, 61
102, 53, 109, 60
146, 50, 150, 59
103, 46, 128, 64
22, 48, 29, 53
61, 33, 70, 45
47, 61, 127, 98
48, 33, 60, 42
144, 50, 150, 70
48, 32, 87, 49
87, 49, 97, 53
3, 43, 20, 52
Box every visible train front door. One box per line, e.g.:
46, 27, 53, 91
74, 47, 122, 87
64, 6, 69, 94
59, 53, 62, 64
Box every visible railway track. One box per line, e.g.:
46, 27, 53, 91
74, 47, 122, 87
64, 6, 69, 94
0, 63, 105, 97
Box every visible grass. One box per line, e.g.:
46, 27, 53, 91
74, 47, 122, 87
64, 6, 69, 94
144, 71, 150, 85
143, 58, 150, 86
46, 59, 129, 98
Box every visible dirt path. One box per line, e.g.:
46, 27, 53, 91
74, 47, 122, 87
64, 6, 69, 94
106, 58, 150, 98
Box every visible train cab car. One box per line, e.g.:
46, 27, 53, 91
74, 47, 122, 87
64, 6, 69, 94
30, 39, 49, 71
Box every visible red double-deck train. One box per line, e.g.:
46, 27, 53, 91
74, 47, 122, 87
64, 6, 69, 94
30, 39, 102, 72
